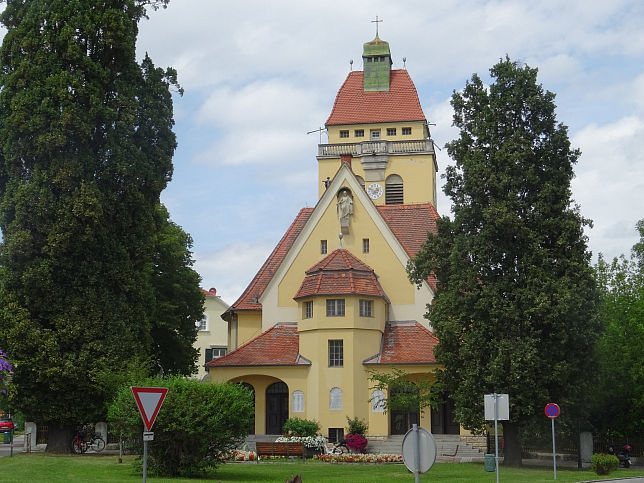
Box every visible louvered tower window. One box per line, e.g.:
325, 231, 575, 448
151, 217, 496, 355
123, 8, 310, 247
385, 174, 403, 204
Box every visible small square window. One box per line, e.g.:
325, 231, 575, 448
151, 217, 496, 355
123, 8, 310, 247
360, 300, 373, 317
303, 301, 313, 319
205, 346, 227, 363
321, 240, 327, 254
197, 316, 208, 331
354, 129, 364, 137
362, 238, 369, 254
370, 130, 380, 140
326, 299, 345, 317
328, 428, 344, 443
386, 128, 396, 136
328, 340, 343, 367
339, 130, 349, 138
402, 127, 412, 135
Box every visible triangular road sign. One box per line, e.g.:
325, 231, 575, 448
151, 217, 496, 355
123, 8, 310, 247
131, 386, 169, 431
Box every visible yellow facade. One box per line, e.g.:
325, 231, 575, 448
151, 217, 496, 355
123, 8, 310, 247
208, 35, 463, 441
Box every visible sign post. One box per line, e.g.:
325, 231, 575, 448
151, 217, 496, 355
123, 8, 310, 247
485, 394, 509, 483
131, 387, 168, 483
401, 424, 436, 483
545, 403, 560, 480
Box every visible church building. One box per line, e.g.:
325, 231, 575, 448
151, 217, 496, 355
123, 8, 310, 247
207, 33, 460, 440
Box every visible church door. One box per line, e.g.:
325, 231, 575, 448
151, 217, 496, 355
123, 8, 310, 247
389, 385, 420, 435
430, 396, 459, 434
266, 382, 289, 435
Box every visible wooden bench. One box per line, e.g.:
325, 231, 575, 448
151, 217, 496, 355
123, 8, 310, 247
255, 441, 305, 461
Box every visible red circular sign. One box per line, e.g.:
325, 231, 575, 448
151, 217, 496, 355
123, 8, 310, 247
545, 403, 560, 418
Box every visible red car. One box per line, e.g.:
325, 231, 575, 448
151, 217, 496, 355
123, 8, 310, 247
0, 417, 15, 432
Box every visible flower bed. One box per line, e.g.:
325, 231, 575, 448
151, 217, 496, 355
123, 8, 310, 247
226, 450, 257, 461
314, 453, 403, 464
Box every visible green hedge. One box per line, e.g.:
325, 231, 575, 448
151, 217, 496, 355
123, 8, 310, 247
108, 376, 253, 477
591, 453, 619, 475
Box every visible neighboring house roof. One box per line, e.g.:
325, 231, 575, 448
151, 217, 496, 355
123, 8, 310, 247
225, 208, 314, 313
205, 323, 311, 367
326, 70, 426, 126
294, 249, 388, 300
364, 321, 439, 365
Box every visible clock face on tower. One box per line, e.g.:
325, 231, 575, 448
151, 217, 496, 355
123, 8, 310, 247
366, 183, 383, 200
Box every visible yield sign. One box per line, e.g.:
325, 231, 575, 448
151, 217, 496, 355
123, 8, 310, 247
131, 386, 168, 431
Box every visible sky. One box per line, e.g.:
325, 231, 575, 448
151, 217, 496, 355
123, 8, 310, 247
2, 1, 644, 305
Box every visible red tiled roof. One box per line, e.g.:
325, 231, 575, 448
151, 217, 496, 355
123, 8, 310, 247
226, 208, 314, 313
377, 203, 439, 291
364, 321, 439, 364
294, 249, 388, 300
326, 70, 426, 126
206, 323, 310, 367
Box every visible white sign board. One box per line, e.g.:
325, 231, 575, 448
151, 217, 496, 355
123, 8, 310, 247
484, 394, 509, 420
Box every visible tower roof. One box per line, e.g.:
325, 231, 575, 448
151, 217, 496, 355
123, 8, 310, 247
363, 35, 391, 57
294, 249, 388, 300
326, 70, 426, 125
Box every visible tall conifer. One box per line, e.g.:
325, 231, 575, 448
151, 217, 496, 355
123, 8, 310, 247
0, 0, 201, 451
409, 58, 600, 466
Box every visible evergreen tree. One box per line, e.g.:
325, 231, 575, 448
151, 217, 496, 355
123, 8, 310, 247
0, 0, 201, 451
408, 58, 600, 466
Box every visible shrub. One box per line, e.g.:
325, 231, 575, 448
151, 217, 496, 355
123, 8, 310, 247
346, 416, 368, 436
345, 433, 368, 453
108, 376, 253, 477
282, 417, 319, 437
591, 453, 619, 475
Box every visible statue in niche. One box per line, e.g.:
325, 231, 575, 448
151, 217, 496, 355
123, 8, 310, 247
337, 190, 353, 234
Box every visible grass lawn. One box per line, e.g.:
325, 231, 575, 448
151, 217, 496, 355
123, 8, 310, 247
0, 454, 642, 482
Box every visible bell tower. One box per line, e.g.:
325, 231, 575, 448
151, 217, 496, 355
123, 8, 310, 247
362, 34, 392, 92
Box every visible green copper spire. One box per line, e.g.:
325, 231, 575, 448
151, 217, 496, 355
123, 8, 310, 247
363, 34, 392, 92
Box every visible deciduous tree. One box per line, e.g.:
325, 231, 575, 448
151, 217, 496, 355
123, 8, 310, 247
408, 57, 600, 466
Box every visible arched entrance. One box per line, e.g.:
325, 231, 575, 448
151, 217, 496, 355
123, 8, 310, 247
389, 384, 420, 435
266, 381, 289, 434
239, 382, 255, 435
430, 395, 459, 434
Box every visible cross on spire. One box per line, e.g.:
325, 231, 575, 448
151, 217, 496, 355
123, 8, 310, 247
371, 15, 383, 37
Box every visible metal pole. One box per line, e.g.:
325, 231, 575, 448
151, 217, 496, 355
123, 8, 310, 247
10, 429, 14, 457
551, 418, 557, 479
143, 437, 148, 483
413, 424, 420, 483
494, 394, 500, 483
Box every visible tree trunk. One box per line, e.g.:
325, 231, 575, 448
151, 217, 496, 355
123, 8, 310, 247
502, 421, 522, 467
45, 424, 75, 453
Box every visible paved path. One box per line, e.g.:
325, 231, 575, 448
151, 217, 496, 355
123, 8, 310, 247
0, 433, 24, 458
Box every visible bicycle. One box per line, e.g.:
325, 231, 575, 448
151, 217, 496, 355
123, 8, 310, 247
71, 426, 106, 454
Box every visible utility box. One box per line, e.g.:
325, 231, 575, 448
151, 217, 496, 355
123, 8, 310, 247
484, 453, 495, 472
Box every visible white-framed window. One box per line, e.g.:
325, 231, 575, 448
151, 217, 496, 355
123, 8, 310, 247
303, 301, 313, 319
292, 390, 304, 412
330, 387, 343, 410
402, 127, 412, 135
328, 340, 343, 367
359, 299, 373, 317
371, 390, 385, 412
339, 130, 349, 138
197, 315, 208, 331
354, 129, 364, 137
362, 238, 369, 254
321, 239, 327, 254
386, 128, 396, 136
326, 299, 345, 317
205, 346, 227, 363
370, 129, 381, 140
